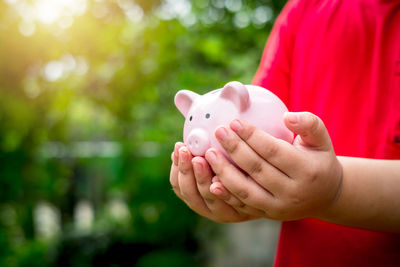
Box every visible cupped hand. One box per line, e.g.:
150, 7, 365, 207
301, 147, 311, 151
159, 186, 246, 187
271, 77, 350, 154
169, 142, 260, 223
206, 112, 343, 221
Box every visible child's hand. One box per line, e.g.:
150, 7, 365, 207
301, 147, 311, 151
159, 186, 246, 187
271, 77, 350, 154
206, 112, 343, 221
169, 142, 260, 222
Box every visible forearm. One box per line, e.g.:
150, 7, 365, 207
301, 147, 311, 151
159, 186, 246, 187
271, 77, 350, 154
320, 156, 400, 232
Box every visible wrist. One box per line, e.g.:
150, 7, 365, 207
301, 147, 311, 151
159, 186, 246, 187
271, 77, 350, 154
315, 157, 345, 221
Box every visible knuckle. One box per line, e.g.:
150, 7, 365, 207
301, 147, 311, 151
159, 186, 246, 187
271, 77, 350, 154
204, 197, 215, 205
180, 168, 189, 175
242, 124, 256, 141
225, 195, 244, 207
179, 164, 191, 175
287, 190, 303, 206
248, 160, 264, 176
284, 182, 304, 206
264, 142, 279, 158
233, 201, 246, 208
235, 188, 249, 200
224, 138, 240, 154
306, 113, 321, 134
219, 192, 230, 202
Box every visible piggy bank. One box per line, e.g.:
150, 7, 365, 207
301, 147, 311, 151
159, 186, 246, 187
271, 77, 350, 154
174, 81, 293, 159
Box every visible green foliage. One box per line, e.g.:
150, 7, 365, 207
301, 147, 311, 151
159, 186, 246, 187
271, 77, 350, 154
0, 0, 286, 265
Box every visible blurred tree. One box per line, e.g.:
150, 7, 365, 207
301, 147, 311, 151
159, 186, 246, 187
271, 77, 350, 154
0, 0, 286, 266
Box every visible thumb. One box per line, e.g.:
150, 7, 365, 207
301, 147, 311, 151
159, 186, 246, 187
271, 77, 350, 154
283, 112, 332, 149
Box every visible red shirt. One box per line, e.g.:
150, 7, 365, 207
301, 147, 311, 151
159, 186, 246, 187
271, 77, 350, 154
253, 0, 400, 266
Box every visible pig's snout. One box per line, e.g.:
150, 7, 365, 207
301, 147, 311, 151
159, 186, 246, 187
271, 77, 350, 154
187, 129, 210, 156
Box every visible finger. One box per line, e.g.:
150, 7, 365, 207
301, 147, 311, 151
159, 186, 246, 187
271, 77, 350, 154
209, 180, 264, 216
209, 178, 243, 207
173, 142, 185, 166
170, 142, 185, 198
209, 180, 250, 209
192, 156, 213, 187
192, 157, 247, 220
170, 163, 182, 199
192, 156, 216, 204
178, 147, 211, 217
215, 125, 292, 194
229, 119, 308, 178
205, 148, 276, 212
283, 112, 332, 150
210, 177, 262, 210
178, 150, 247, 222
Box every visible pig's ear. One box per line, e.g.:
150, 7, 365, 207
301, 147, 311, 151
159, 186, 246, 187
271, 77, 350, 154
174, 90, 199, 117
220, 81, 250, 112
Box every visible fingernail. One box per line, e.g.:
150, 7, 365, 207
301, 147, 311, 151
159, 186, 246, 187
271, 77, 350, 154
212, 187, 223, 196
210, 183, 223, 195
215, 127, 228, 141
206, 150, 217, 164
286, 112, 299, 124
230, 119, 242, 132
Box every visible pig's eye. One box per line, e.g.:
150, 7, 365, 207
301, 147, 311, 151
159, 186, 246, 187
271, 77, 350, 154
205, 113, 210, 119
189, 116, 193, 121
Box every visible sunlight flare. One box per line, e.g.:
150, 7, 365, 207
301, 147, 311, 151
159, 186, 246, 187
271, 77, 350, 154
7, 0, 87, 27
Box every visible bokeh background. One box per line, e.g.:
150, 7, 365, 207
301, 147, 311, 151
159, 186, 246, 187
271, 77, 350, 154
0, 0, 286, 266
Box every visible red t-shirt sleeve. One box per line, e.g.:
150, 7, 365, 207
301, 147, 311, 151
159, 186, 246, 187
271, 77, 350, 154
252, 0, 305, 106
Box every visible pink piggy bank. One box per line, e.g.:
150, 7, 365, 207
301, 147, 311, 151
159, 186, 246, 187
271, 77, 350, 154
174, 81, 293, 159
